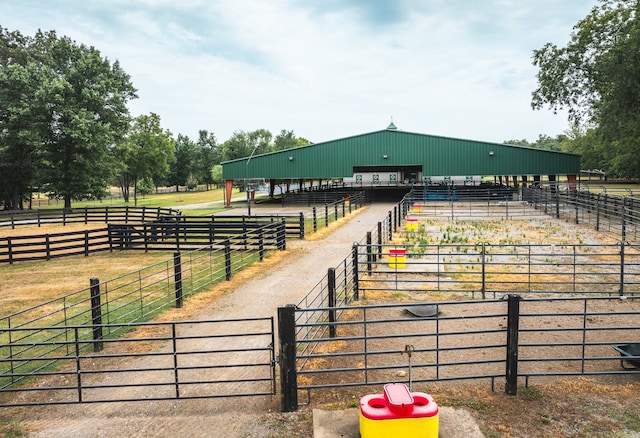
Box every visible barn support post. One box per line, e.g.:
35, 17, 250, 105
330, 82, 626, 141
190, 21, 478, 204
352, 243, 360, 301
89, 278, 104, 352
328, 268, 336, 338
505, 294, 521, 395
173, 252, 183, 308
224, 180, 233, 207
278, 304, 298, 412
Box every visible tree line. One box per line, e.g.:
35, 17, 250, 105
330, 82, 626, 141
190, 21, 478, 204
0, 28, 309, 211
531, 0, 640, 180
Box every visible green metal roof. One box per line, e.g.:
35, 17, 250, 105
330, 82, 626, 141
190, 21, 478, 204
222, 129, 581, 181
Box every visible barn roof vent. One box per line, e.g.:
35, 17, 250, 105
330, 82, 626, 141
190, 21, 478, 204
387, 118, 397, 130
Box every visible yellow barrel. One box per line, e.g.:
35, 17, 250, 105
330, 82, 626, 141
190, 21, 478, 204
406, 218, 418, 231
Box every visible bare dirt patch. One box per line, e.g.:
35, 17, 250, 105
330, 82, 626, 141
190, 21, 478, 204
2, 210, 640, 437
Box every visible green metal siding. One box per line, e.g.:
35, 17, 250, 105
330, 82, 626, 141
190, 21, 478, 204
222, 130, 580, 180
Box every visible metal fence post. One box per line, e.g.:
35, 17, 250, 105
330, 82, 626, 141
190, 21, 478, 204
90, 278, 104, 352
325, 204, 329, 227
366, 232, 373, 275
224, 239, 232, 280
299, 212, 305, 239
505, 294, 522, 395
173, 252, 183, 308
377, 222, 383, 260
480, 243, 487, 300
258, 228, 265, 261
278, 305, 298, 412
313, 207, 317, 233
278, 219, 287, 250
352, 243, 360, 301
620, 242, 626, 296
388, 212, 392, 241
328, 268, 336, 338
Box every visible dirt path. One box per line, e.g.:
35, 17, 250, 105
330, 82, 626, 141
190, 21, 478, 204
15, 203, 395, 438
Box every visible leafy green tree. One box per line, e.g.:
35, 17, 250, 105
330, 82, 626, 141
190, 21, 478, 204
532, 0, 640, 178
0, 28, 44, 209
167, 134, 198, 191
35, 30, 137, 210
119, 113, 174, 206
210, 164, 223, 185
195, 130, 220, 189
273, 129, 310, 150
222, 129, 273, 161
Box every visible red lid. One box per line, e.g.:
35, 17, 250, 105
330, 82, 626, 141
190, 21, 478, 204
384, 383, 414, 415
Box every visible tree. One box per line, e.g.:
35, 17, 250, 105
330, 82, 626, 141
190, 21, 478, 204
195, 130, 220, 189
35, 31, 137, 210
0, 28, 45, 210
167, 134, 198, 191
273, 129, 310, 150
532, 0, 640, 178
221, 129, 273, 162
120, 113, 174, 206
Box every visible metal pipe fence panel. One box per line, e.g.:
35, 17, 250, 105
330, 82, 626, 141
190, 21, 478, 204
0, 318, 275, 406
355, 243, 640, 298
288, 296, 640, 404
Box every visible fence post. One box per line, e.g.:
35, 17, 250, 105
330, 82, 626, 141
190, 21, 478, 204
299, 212, 305, 239
505, 294, 521, 395
352, 243, 360, 301
278, 219, 287, 250
90, 277, 104, 352
224, 239, 232, 280
325, 204, 329, 227
480, 242, 487, 300
620, 242, 626, 296
173, 252, 183, 308
258, 228, 265, 261
328, 268, 336, 338
394, 206, 398, 233
334, 203, 338, 222
278, 304, 298, 412
84, 230, 90, 257
313, 207, 317, 233
388, 211, 392, 241
377, 221, 383, 260
7, 237, 13, 264
366, 232, 373, 275
596, 193, 601, 231
622, 199, 627, 242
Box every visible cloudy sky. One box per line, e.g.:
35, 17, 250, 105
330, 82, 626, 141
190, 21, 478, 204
1, 0, 598, 145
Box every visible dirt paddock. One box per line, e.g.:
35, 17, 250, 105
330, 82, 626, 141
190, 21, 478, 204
2, 205, 640, 437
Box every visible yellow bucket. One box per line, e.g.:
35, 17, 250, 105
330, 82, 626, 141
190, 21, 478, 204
388, 248, 406, 269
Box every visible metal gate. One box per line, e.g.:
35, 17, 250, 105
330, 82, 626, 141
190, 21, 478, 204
0, 318, 276, 407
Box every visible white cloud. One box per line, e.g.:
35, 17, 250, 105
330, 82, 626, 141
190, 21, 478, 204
0, 0, 600, 144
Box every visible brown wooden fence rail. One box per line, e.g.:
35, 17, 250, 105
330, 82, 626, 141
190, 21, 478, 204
0, 206, 180, 229
0, 219, 287, 264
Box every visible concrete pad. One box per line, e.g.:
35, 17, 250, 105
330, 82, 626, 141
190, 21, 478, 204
313, 407, 484, 438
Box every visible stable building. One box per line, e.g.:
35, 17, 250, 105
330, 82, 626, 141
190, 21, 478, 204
221, 124, 580, 207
